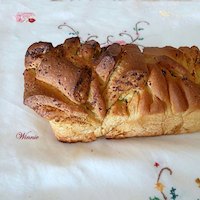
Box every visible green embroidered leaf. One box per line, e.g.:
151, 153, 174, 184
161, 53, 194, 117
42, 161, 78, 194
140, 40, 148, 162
149, 197, 161, 200
170, 187, 178, 200
138, 38, 144, 40
138, 28, 144, 31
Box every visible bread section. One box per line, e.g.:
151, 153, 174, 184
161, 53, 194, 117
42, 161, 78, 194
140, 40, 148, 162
24, 37, 200, 142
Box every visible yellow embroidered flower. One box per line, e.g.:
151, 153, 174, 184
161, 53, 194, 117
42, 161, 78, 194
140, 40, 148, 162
159, 10, 171, 17
155, 182, 165, 192
195, 178, 200, 188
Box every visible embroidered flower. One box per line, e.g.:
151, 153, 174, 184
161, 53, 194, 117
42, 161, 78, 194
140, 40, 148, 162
58, 21, 149, 47
154, 162, 160, 167
15, 12, 36, 23
150, 166, 173, 200
155, 182, 165, 192
28, 18, 36, 23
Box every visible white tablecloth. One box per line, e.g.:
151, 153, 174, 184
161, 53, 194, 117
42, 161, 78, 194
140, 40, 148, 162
1, 0, 200, 199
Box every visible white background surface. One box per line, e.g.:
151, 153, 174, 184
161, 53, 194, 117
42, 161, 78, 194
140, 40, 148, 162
0, 0, 200, 199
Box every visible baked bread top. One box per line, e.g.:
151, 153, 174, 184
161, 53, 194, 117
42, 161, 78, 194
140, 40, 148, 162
24, 37, 200, 126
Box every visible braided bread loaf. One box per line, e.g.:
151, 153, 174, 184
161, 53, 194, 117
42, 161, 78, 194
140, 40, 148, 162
24, 37, 200, 142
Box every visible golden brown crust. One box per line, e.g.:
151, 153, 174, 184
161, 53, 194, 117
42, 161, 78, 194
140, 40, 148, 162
147, 63, 169, 103
87, 71, 106, 120
167, 78, 188, 113
24, 68, 88, 121
23, 37, 200, 142
103, 44, 148, 109
36, 49, 92, 104
25, 42, 53, 69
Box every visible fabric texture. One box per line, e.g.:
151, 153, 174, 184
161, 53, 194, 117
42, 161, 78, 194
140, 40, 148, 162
0, 0, 200, 199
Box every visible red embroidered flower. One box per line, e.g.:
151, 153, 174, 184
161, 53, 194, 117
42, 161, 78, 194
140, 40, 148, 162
154, 162, 160, 167
15, 12, 36, 23
28, 18, 36, 23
